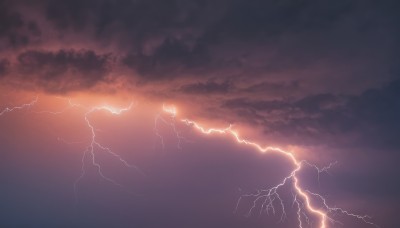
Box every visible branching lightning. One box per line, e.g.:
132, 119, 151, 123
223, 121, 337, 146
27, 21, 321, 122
154, 104, 186, 150
73, 101, 145, 203
177, 116, 378, 228
7, 97, 144, 203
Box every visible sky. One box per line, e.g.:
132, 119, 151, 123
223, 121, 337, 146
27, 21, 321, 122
0, 0, 399, 227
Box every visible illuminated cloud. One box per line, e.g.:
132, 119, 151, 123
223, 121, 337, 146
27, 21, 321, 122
15, 49, 113, 93
0, 0, 397, 93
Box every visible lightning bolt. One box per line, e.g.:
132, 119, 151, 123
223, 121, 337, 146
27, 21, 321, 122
1, 96, 144, 204
176, 116, 378, 228
0, 96, 38, 116
10, 97, 144, 203
73, 101, 145, 204
154, 104, 187, 151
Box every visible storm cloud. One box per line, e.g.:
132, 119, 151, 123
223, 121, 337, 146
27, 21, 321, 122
0, 0, 397, 87
12, 49, 113, 92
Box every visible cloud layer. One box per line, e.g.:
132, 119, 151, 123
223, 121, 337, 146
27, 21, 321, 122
0, 0, 398, 91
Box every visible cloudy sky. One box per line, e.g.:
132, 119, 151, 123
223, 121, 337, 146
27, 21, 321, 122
0, 0, 399, 227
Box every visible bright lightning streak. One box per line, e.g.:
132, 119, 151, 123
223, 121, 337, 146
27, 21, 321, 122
0, 96, 38, 116
70, 102, 145, 202
33, 97, 82, 115
154, 103, 186, 150
176, 115, 378, 228
162, 103, 177, 116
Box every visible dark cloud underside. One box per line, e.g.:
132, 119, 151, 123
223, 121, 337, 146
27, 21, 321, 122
15, 49, 112, 92
223, 80, 400, 149
0, 0, 397, 84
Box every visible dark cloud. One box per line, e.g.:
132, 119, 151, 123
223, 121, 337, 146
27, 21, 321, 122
122, 37, 209, 80
45, 0, 93, 31
15, 49, 113, 93
0, 0, 27, 48
0, 1, 23, 35
223, 80, 400, 149
294, 93, 344, 113
26, 21, 42, 37
224, 98, 289, 111
45, 0, 182, 32
179, 80, 232, 94
0, 0, 44, 50
0, 0, 382, 83
347, 80, 400, 149
0, 58, 10, 77
206, 0, 352, 41
0, 0, 395, 87
39, 0, 358, 38
243, 81, 300, 94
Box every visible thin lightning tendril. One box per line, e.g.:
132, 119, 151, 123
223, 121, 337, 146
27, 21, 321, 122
154, 104, 187, 151
0, 96, 38, 116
